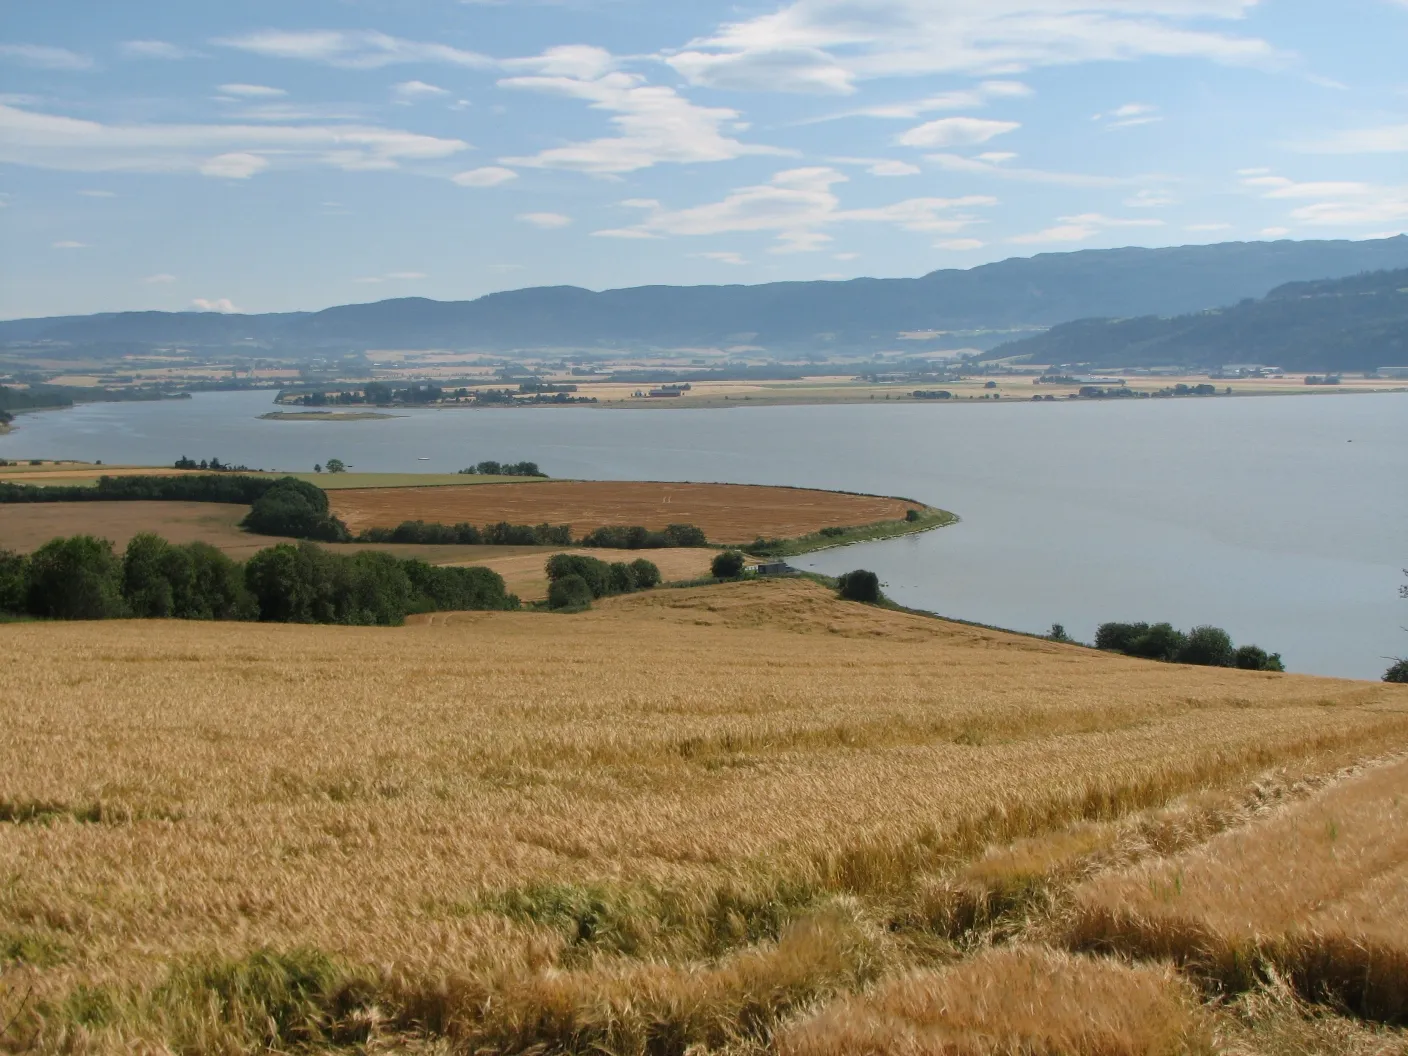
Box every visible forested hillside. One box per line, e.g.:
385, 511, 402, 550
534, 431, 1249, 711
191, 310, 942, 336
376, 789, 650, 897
985, 267, 1408, 372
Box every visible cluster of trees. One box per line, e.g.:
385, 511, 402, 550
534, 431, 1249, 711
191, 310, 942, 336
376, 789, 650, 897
0, 534, 516, 626
1095, 621, 1284, 670
240, 479, 351, 543
458, 461, 546, 477
545, 553, 661, 611
358, 520, 573, 546
837, 569, 883, 603
0, 408, 12, 427
579, 524, 708, 549
173, 456, 257, 471
711, 551, 746, 579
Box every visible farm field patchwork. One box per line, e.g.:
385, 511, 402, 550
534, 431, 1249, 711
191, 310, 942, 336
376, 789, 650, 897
2, 578, 1406, 1052
328, 480, 924, 543
0, 501, 551, 566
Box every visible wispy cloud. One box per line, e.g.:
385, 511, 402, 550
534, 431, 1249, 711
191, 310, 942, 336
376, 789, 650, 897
1093, 102, 1162, 129
594, 166, 994, 253
926, 152, 1132, 188
499, 46, 786, 174
122, 40, 198, 60
218, 30, 493, 69
0, 43, 92, 71
518, 211, 572, 228
217, 84, 287, 98
668, 0, 1275, 94
693, 251, 749, 265
805, 80, 1032, 123
898, 116, 1019, 148
52, 240, 87, 249
0, 101, 467, 178
1299, 123, 1408, 154
392, 80, 451, 103
453, 166, 518, 187
192, 298, 238, 313
1009, 212, 1163, 244
143, 273, 177, 284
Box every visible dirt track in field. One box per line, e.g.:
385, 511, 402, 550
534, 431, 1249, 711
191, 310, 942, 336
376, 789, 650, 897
329, 481, 920, 543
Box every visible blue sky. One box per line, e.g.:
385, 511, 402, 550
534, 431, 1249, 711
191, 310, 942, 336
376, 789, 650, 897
1, 0, 1405, 319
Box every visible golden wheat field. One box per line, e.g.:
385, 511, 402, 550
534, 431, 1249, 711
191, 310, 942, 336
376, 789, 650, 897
327, 480, 921, 542
3, 578, 1407, 1054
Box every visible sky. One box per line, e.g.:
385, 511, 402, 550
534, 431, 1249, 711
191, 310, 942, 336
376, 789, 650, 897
1, 0, 1405, 320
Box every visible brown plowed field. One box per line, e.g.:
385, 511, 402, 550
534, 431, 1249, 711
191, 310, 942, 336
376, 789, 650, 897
329, 480, 920, 542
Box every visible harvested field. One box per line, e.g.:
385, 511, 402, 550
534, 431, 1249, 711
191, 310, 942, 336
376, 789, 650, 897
1067, 754, 1408, 1022
3, 578, 1407, 1052
328, 480, 925, 543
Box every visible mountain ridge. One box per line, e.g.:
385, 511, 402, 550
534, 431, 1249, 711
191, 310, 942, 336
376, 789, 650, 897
5, 236, 1408, 357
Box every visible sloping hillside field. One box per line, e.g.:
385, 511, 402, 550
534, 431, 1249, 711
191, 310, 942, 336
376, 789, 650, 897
3, 580, 1407, 1052
328, 480, 922, 542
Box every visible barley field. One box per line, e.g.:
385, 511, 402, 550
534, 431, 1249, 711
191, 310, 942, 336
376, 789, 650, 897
2, 578, 1406, 1053
327, 480, 922, 541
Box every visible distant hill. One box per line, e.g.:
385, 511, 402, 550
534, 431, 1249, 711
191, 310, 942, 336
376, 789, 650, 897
5, 236, 1408, 357
983, 267, 1408, 372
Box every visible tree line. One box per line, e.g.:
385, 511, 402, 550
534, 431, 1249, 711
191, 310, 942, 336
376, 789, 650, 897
0, 534, 517, 626
1094, 621, 1283, 671
458, 461, 546, 477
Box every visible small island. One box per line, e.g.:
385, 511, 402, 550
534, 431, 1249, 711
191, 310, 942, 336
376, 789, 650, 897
258, 410, 402, 422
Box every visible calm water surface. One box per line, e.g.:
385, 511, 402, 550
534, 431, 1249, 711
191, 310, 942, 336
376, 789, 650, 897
3, 390, 1404, 679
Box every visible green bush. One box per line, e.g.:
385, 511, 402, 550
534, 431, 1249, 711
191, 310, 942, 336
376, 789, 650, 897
241, 479, 350, 542
27, 535, 127, 620
0, 549, 28, 613
629, 558, 661, 588
1385, 659, 1408, 684
711, 551, 746, 579
608, 562, 637, 594
1234, 644, 1285, 672
1175, 625, 1234, 667
1125, 623, 1186, 662
547, 553, 613, 597
548, 574, 593, 611
836, 569, 882, 603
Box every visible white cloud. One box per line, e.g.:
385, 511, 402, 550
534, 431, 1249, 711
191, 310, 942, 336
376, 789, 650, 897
1093, 102, 1162, 128
937, 238, 985, 250
927, 152, 1130, 188
1241, 170, 1408, 228
869, 160, 920, 176
218, 30, 493, 69
1185, 222, 1232, 231
0, 44, 93, 71
1010, 212, 1163, 243
693, 251, 749, 265
78, 189, 115, 198
1289, 194, 1408, 226
898, 116, 1019, 148
201, 152, 269, 179
1125, 188, 1178, 207
122, 40, 197, 60
0, 101, 467, 177
192, 298, 238, 313
1300, 123, 1408, 153
518, 211, 572, 228
593, 166, 995, 252
143, 273, 177, 283
808, 79, 1032, 122
1260, 226, 1290, 237
453, 165, 518, 187
1242, 174, 1371, 198
217, 84, 287, 98
668, 0, 1274, 95
488, 263, 525, 272
498, 45, 786, 174
52, 240, 87, 249
392, 80, 450, 103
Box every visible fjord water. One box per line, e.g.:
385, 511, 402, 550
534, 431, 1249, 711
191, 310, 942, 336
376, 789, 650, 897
3, 390, 1404, 680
